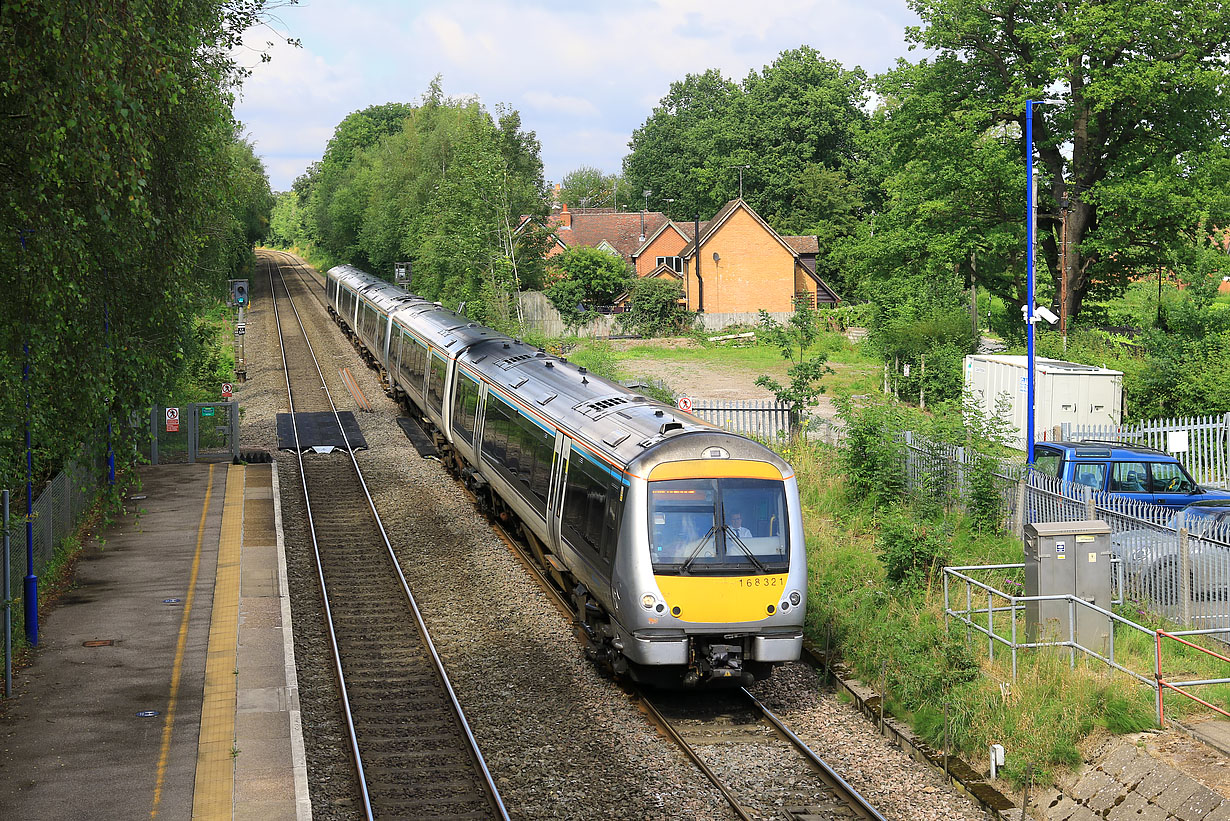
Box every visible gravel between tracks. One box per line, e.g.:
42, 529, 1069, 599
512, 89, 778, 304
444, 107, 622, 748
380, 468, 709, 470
238, 251, 990, 821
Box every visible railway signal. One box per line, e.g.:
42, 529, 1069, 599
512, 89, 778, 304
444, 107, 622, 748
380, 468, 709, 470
229, 279, 249, 307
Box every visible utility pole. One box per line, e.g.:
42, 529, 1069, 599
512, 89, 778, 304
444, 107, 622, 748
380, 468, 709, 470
1060, 196, 1069, 342
727, 165, 750, 199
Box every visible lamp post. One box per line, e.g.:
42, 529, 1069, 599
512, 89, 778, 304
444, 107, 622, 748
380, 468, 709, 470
1026, 99, 1037, 463
1025, 98, 1061, 463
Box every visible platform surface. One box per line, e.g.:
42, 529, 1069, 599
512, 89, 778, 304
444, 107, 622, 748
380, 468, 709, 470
0, 462, 308, 820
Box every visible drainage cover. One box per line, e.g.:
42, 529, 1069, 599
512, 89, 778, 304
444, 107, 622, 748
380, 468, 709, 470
83, 640, 113, 647
276, 412, 367, 452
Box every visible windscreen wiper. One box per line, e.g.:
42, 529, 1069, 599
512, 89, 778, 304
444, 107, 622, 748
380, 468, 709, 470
679, 526, 717, 575
726, 530, 768, 573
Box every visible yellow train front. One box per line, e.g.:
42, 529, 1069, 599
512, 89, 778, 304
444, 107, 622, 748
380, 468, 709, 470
606, 432, 806, 687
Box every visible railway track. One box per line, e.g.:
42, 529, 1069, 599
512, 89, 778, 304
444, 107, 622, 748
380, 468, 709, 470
467, 493, 886, 821
269, 252, 889, 821
262, 253, 507, 820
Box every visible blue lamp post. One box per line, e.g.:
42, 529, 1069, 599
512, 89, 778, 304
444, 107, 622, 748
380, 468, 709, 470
1026, 100, 1037, 464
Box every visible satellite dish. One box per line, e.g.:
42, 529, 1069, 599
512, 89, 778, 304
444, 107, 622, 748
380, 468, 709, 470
712, 252, 720, 263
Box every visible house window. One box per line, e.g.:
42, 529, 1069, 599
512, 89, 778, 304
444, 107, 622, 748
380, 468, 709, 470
656, 256, 683, 273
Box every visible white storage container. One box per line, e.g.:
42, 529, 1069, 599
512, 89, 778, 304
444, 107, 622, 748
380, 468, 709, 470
963, 354, 1123, 449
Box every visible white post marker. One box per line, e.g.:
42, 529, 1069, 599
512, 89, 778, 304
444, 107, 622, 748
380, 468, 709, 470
166, 407, 180, 433
222, 382, 233, 399
677, 396, 693, 413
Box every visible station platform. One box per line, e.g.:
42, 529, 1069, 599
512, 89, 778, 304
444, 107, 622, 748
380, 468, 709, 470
0, 462, 309, 820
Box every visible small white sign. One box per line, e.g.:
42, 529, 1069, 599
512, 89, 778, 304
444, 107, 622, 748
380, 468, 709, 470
221, 382, 233, 399
1168, 430, 1190, 453
903, 363, 911, 377
677, 396, 693, 413
166, 407, 179, 433
1055, 540, 1066, 560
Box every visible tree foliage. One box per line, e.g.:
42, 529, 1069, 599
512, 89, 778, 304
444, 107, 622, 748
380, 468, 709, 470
618, 279, 694, 337
274, 82, 549, 321
862, 0, 1230, 322
558, 165, 619, 210
754, 304, 834, 418
544, 247, 632, 328
623, 47, 868, 229
0, 0, 274, 491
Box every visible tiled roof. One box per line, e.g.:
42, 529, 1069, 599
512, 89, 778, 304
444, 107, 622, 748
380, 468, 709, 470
782, 235, 819, 255
548, 210, 671, 259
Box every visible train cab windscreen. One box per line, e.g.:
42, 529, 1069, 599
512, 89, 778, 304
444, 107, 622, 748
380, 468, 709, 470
648, 477, 789, 574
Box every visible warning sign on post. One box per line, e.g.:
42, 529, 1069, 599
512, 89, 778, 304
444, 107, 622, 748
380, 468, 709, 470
677, 396, 693, 413
222, 382, 233, 399
166, 407, 179, 433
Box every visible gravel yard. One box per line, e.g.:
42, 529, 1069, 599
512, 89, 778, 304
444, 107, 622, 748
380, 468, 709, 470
238, 251, 992, 820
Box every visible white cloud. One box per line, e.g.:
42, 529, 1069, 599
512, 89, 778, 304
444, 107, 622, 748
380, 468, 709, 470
235, 0, 920, 190
523, 91, 600, 118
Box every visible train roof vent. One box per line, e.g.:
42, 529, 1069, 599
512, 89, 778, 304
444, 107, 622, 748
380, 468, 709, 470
577, 395, 631, 419
602, 430, 630, 447
497, 353, 535, 369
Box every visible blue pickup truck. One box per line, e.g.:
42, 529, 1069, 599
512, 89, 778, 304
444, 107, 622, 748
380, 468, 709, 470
1033, 441, 1230, 510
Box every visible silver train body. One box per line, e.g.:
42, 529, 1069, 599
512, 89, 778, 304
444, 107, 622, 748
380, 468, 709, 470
325, 263, 806, 686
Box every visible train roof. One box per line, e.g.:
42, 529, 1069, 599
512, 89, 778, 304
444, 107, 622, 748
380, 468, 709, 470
328, 263, 790, 477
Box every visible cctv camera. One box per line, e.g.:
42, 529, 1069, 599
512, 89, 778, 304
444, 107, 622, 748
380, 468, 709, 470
1035, 305, 1059, 325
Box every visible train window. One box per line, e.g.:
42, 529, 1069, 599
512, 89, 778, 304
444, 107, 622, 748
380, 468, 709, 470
453, 374, 479, 443
482, 393, 514, 466
427, 354, 447, 414
563, 447, 609, 555
602, 481, 624, 562
375, 313, 387, 354
647, 477, 789, 574
515, 412, 553, 509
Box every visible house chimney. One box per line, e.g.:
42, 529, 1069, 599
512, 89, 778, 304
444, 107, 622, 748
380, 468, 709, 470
694, 214, 704, 313
560, 203, 571, 230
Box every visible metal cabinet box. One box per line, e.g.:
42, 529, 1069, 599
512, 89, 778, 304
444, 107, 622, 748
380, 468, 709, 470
1024, 520, 1113, 651
964, 355, 1123, 449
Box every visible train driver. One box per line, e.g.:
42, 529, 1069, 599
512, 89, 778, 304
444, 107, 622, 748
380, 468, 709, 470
725, 511, 752, 539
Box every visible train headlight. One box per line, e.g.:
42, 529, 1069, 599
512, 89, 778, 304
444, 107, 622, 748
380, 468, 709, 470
641, 593, 658, 610
789, 591, 801, 607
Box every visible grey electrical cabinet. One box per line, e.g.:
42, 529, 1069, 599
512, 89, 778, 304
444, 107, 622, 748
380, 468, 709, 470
1024, 520, 1113, 651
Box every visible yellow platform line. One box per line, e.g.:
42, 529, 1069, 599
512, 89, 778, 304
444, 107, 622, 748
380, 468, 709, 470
192, 464, 245, 820
150, 463, 215, 818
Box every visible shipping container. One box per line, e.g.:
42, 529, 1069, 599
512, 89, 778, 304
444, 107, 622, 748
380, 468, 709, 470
963, 354, 1123, 449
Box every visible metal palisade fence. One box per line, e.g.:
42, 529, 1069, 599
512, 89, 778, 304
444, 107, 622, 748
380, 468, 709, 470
3, 458, 101, 649
688, 399, 796, 440
1062, 413, 1230, 489
897, 430, 1230, 629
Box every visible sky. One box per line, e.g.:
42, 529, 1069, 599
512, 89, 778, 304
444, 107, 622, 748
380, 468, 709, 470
233, 0, 922, 193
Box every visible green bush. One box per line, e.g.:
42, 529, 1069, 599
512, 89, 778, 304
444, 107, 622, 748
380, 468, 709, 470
876, 507, 951, 588
618, 278, 695, 337
835, 394, 907, 507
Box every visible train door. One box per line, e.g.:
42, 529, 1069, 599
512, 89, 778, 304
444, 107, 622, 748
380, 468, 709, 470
440, 356, 457, 441
382, 314, 395, 367
546, 434, 572, 554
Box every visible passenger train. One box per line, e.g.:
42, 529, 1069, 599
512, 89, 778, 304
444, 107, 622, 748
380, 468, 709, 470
325, 264, 806, 686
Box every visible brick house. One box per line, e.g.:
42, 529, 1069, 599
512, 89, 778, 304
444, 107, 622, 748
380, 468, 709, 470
524, 198, 840, 313
668, 199, 839, 313
531, 205, 670, 264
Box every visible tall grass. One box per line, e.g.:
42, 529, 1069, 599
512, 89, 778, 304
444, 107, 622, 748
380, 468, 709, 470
786, 439, 1230, 787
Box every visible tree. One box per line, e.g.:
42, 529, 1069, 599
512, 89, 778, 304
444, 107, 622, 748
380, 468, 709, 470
894, 0, 1230, 322
544, 247, 632, 327
754, 304, 834, 425
558, 165, 617, 210
618, 279, 693, 337
623, 49, 869, 227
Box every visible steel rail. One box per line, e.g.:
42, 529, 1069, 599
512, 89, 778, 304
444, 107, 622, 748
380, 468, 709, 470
741, 688, 888, 821
280, 251, 880, 821
265, 253, 508, 821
